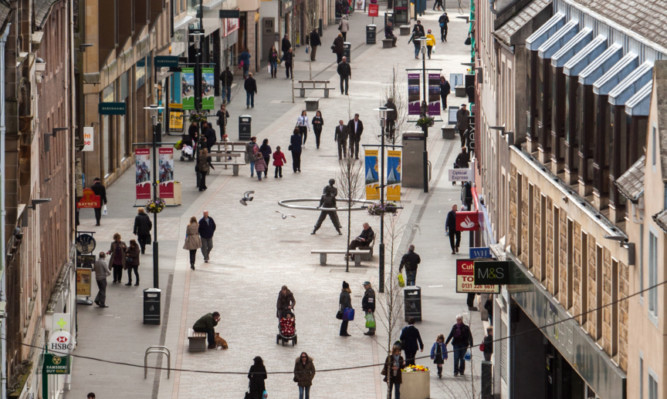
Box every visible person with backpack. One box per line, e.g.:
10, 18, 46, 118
445, 315, 473, 376
439, 12, 450, 42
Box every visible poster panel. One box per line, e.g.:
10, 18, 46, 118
428, 73, 441, 116
201, 67, 215, 110
408, 73, 421, 115
158, 148, 175, 198
386, 150, 401, 201
181, 67, 195, 110
365, 149, 380, 200
135, 148, 151, 200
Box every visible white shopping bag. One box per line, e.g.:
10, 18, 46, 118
102, 204, 108, 216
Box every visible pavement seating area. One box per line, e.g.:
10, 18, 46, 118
296, 80, 331, 98
311, 249, 371, 267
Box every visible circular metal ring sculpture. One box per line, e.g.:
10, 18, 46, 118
278, 198, 375, 211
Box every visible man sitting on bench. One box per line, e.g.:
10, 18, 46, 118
385, 21, 398, 47
193, 311, 221, 349
348, 223, 375, 251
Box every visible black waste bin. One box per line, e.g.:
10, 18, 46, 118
239, 115, 252, 141
404, 286, 422, 321
366, 25, 376, 45
143, 288, 161, 325
343, 42, 351, 62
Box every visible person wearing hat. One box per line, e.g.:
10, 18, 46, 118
339, 281, 352, 336
362, 281, 376, 335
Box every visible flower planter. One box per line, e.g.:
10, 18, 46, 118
400, 369, 430, 399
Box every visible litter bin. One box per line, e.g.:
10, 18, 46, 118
366, 25, 376, 45
404, 286, 422, 321
343, 42, 351, 62
239, 115, 251, 141
143, 288, 161, 325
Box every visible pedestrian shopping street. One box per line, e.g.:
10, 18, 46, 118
67, 5, 487, 399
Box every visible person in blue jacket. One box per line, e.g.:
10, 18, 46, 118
430, 334, 448, 378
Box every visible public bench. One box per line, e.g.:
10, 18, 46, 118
311, 249, 371, 267
296, 80, 331, 98
187, 328, 207, 353
400, 25, 411, 36
382, 38, 394, 48
208, 142, 247, 176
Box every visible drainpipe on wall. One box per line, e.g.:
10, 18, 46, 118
0, 22, 12, 399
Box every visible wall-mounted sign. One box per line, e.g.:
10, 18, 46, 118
219, 9, 240, 18
48, 331, 75, 355
448, 168, 473, 182
474, 261, 511, 285
82, 126, 94, 151
154, 55, 179, 68
76, 188, 101, 209
455, 211, 480, 231
98, 102, 126, 115
456, 259, 500, 294
43, 354, 71, 375
469, 247, 491, 259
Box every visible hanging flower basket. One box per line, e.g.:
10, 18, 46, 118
146, 198, 166, 214
188, 111, 208, 124
416, 116, 434, 128
367, 202, 398, 216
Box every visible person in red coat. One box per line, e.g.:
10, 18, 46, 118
273, 146, 287, 178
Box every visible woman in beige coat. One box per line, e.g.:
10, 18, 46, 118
183, 216, 202, 270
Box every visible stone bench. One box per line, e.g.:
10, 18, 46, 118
382, 38, 394, 48
208, 152, 242, 175
305, 98, 319, 112
310, 249, 371, 267
455, 85, 466, 97
442, 125, 456, 139
187, 328, 207, 353
296, 80, 331, 98
400, 25, 411, 36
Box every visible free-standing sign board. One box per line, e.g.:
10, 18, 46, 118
456, 259, 499, 293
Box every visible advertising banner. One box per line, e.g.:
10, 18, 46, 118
181, 67, 195, 110
135, 148, 151, 200
169, 103, 184, 132
76, 188, 101, 209
368, 3, 379, 16
202, 67, 215, 110
456, 259, 500, 294
364, 149, 380, 200
428, 73, 441, 116
76, 269, 91, 296
448, 168, 473, 182
386, 150, 401, 201
158, 148, 175, 199
408, 73, 421, 115
82, 127, 94, 151
455, 211, 480, 231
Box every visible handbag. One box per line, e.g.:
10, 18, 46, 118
343, 307, 355, 321
397, 273, 405, 287
336, 310, 343, 320
365, 312, 376, 329
464, 350, 472, 361
479, 343, 485, 352
102, 204, 108, 216
464, 36, 471, 45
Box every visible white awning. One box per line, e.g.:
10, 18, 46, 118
538, 20, 579, 59
525, 12, 566, 51
609, 62, 653, 106
578, 45, 623, 85
563, 36, 607, 76
624, 81, 652, 116
551, 28, 593, 68
593, 53, 639, 95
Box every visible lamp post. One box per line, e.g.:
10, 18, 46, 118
144, 105, 164, 288
417, 37, 429, 193
377, 106, 388, 293
193, 0, 205, 182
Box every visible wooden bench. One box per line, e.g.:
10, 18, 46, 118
400, 25, 411, 36
187, 328, 207, 353
311, 249, 371, 267
297, 80, 331, 98
382, 38, 394, 48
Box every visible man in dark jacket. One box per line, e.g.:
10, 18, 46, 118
311, 192, 342, 235
384, 98, 397, 141
219, 66, 234, 103
400, 318, 424, 365
409, 20, 426, 59
281, 34, 292, 57
333, 33, 345, 63
362, 281, 376, 335
445, 204, 460, 254
216, 104, 229, 140
445, 315, 473, 376
349, 223, 374, 250
91, 177, 107, 226
337, 56, 351, 95
334, 120, 349, 160
399, 244, 421, 286
133, 208, 152, 254
284, 48, 294, 79
202, 122, 217, 151
456, 104, 471, 148
244, 73, 257, 109
198, 211, 216, 262
347, 113, 363, 159
309, 28, 321, 61
438, 12, 449, 42
192, 311, 221, 349
385, 21, 397, 47
439, 75, 451, 109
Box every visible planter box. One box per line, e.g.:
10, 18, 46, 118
162, 182, 182, 206
442, 125, 456, 139
400, 371, 430, 399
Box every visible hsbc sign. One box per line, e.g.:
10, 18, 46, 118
455, 211, 480, 231
48, 331, 75, 354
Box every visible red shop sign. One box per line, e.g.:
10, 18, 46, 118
455, 211, 480, 231
368, 3, 379, 16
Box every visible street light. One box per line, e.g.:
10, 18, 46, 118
376, 106, 388, 293
417, 37, 429, 193
144, 105, 164, 289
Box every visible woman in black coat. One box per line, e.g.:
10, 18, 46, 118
248, 356, 267, 398
312, 110, 324, 149
289, 128, 302, 173
339, 281, 352, 336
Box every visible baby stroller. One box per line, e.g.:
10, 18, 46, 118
179, 134, 196, 162
276, 311, 297, 346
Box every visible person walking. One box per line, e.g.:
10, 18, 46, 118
192, 311, 221, 349
276, 285, 296, 318
268, 45, 279, 78
296, 110, 309, 146
273, 146, 287, 178
133, 207, 152, 254
385, 97, 397, 141
333, 33, 345, 64
445, 204, 460, 254
433, 0, 443, 11
284, 48, 294, 79
398, 244, 421, 286
198, 211, 216, 263
107, 233, 127, 284
220, 66, 234, 103
339, 281, 352, 336
430, 334, 448, 378
439, 12, 449, 42
246, 136, 259, 178
334, 120, 348, 160
293, 352, 316, 399
400, 317, 424, 366
362, 281, 376, 335
425, 29, 436, 59
381, 345, 405, 399
289, 128, 302, 173
347, 113, 363, 159
254, 152, 266, 181
238, 48, 251, 78
445, 315, 473, 376
244, 72, 257, 109
455, 147, 470, 169
125, 239, 140, 286
91, 177, 107, 226
439, 75, 451, 110
216, 103, 229, 140
202, 121, 217, 151
312, 189, 342, 235
93, 252, 110, 308
457, 104, 471, 148
281, 34, 292, 58
197, 146, 212, 191
338, 15, 349, 41
408, 20, 425, 59
184, 216, 202, 270
312, 110, 324, 149
248, 356, 267, 399
337, 56, 351, 95
482, 327, 493, 361
259, 138, 272, 178
309, 28, 321, 61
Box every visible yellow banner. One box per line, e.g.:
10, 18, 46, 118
365, 149, 380, 200
386, 150, 402, 201
169, 103, 184, 132
76, 269, 92, 296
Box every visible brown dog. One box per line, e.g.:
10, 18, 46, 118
214, 333, 228, 349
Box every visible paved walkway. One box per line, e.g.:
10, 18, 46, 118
66, 2, 486, 399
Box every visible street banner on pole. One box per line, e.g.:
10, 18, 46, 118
135, 148, 151, 200
456, 259, 500, 293
428, 73, 441, 116
408, 73, 421, 115
181, 67, 195, 110
364, 149, 379, 200
368, 3, 378, 16
202, 67, 215, 110
158, 148, 175, 198
386, 150, 401, 201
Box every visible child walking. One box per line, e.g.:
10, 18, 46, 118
430, 334, 448, 378
254, 152, 267, 181
273, 146, 287, 178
